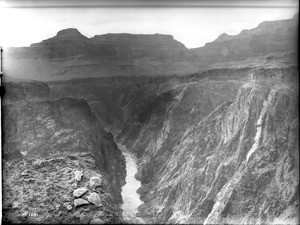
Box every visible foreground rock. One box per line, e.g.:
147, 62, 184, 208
74, 198, 90, 207
88, 192, 102, 206
74, 170, 83, 182
89, 176, 102, 190
73, 187, 88, 198
3, 90, 126, 204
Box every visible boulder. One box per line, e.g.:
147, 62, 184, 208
74, 198, 90, 207
73, 187, 88, 198
87, 192, 102, 206
74, 170, 83, 181
89, 176, 102, 190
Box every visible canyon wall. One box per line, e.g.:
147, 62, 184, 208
2, 81, 126, 223
2, 15, 298, 224
47, 63, 299, 224
117, 66, 299, 224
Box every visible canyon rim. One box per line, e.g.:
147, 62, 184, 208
1, 1, 299, 224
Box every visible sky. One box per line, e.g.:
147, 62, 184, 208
0, 0, 298, 48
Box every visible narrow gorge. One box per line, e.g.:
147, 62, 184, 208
117, 143, 144, 223
2, 15, 298, 224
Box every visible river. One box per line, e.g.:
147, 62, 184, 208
117, 143, 145, 223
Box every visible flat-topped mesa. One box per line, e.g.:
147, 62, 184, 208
16, 30, 189, 60
91, 33, 188, 59
92, 33, 184, 46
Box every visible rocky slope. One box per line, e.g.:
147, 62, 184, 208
2, 82, 126, 224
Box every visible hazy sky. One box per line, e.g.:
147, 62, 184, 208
0, 0, 298, 48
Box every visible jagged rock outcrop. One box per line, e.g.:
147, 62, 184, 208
4, 92, 125, 200
2, 81, 126, 224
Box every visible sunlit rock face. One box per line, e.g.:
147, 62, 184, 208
116, 66, 298, 224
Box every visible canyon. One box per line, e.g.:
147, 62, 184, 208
2, 16, 299, 224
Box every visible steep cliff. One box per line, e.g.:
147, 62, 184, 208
2, 82, 126, 224
116, 66, 299, 224
47, 63, 298, 224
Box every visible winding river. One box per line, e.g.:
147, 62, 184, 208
117, 143, 145, 223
